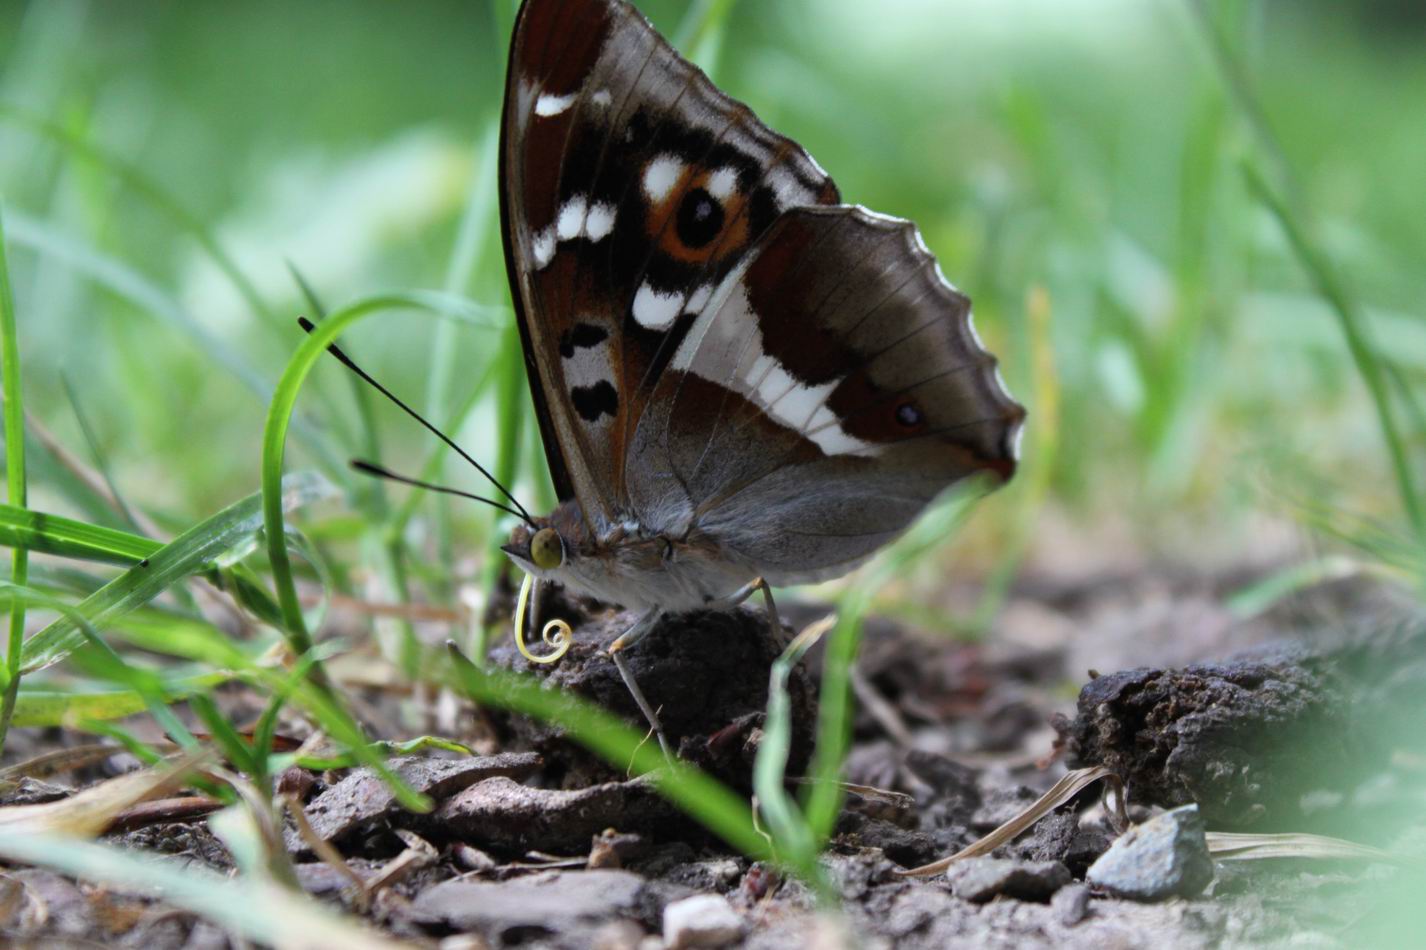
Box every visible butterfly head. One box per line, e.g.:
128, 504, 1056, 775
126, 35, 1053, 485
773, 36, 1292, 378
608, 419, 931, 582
502, 521, 566, 579
500, 501, 597, 584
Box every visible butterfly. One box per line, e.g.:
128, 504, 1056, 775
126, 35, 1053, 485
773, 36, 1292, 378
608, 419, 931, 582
492, 0, 1025, 754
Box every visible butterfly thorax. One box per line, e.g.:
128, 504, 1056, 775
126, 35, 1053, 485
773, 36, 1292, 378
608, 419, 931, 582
505, 499, 755, 613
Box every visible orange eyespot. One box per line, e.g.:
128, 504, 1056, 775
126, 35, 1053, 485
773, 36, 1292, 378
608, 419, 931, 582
642, 161, 749, 264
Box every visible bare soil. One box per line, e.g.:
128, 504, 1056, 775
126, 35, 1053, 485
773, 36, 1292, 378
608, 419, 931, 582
2, 568, 1422, 948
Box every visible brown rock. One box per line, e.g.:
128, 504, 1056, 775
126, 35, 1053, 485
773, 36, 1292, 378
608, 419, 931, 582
435, 775, 678, 854
288, 753, 541, 851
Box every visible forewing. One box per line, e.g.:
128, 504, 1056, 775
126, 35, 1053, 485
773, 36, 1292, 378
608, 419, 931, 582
500, 0, 838, 537
628, 205, 1026, 584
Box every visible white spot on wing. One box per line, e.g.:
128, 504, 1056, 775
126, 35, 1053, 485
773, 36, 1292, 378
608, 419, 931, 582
563, 324, 613, 391
706, 167, 739, 201
556, 196, 587, 241
584, 203, 616, 241
767, 166, 808, 211
592, 89, 612, 107
532, 228, 555, 269
808, 422, 876, 456
632, 283, 684, 331
535, 92, 577, 117
643, 155, 684, 204
686, 283, 713, 315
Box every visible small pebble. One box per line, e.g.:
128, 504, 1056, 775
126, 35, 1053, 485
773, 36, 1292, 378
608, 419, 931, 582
663, 893, 745, 949
1087, 804, 1214, 901
946, 857, 1072, 903
1051, 883, 1091, 926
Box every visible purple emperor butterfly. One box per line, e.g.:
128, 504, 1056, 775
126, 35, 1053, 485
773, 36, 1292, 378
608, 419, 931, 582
493, 0, 1025, 754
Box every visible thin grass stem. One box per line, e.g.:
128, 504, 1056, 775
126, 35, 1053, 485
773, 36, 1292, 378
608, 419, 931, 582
0, 209, 27, 753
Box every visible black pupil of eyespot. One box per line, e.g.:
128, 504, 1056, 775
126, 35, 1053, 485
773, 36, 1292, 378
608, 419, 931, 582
676, 188, 723, 248
896, 403, 922, 427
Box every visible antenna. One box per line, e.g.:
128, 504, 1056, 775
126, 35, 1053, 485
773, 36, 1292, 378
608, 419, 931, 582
298, 317, 534, 524
350, 460, 532, 525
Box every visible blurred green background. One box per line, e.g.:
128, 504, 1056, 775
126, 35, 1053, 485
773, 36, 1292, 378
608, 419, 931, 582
1, 0, 1422, 616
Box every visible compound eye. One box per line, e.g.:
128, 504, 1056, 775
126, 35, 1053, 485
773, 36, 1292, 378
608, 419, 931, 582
530, 527, 564, 570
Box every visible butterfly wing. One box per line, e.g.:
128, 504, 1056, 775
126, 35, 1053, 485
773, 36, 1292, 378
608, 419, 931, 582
500, 0, 839, 537
627, 206, 1025, 585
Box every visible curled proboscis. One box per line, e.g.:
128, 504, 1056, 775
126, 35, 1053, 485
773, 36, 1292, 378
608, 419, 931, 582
513, 572, 571, 664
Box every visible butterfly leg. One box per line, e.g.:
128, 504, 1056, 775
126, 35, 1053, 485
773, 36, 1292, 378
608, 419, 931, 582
726, 577, 785, 647
608, 609, 673, 761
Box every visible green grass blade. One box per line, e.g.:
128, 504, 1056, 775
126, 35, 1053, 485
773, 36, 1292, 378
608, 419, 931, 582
262, 292, 501, 652
189, 692, 259, 775
0, 207, 27, 755
12, 673, 231, 728
426, 121, 501, 602
802, 483, 988, 843
19, 471, 332, 674
0, 503, 161, 565
5, 211, 345, 474
802, 592, 867, 844
110, 610, 266, 669
251, 646, 331, 768
480, 321, 527, 594
1186, 1, 1424, 542
262, 293, 505, 811
753, 617, 835, 896
0, 831, 412, 950
386, 358, 499, 539
0, 581, 226, 745
1242, 161, 1423, 539
673, 0, 740, 69
60, 371, 144, 533
443, 642, 788, 871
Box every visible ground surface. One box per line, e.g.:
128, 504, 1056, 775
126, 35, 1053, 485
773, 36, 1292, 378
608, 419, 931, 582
1, 568, 1422, 948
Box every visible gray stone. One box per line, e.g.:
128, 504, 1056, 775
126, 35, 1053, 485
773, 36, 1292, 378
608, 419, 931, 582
1087, 804, 1214, 901
663, 893, 745, 949
411, 869, 646, 937
946, 857, 1072, 903
1051, 883, 1091, 926
1, 777, 71, 805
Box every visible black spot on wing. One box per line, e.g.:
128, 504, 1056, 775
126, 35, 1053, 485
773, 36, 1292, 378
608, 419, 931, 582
559, 322, 609, 359
571, 380, 618, 422
676, 188, 724, 248
747, 184, 781, 235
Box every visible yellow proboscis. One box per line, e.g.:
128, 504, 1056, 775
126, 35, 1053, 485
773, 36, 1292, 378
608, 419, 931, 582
514, 572, 572, 664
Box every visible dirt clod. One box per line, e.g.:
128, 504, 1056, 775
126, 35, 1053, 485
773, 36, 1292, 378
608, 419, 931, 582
487, 607, 812, 790
1057, 624, 1426, 829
